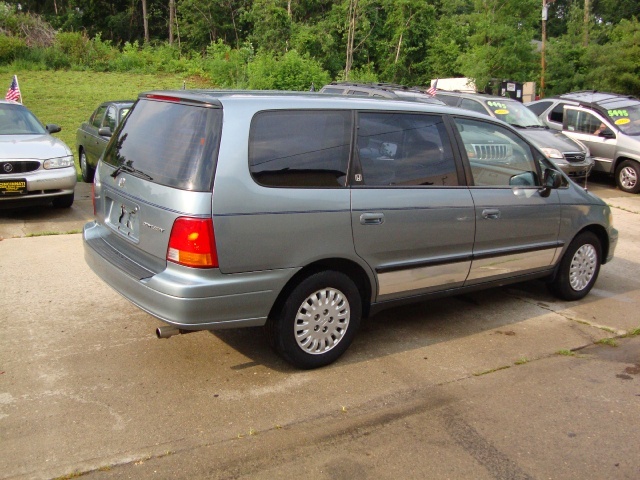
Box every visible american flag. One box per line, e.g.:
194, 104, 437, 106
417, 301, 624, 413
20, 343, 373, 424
5, 75, 21, 102
426, 78, 438, 96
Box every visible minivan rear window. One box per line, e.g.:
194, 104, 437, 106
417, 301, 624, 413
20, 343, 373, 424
249, 110, 352, 188
102, 99, 222, 191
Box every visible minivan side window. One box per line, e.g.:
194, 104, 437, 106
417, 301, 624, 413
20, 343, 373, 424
356, 113, 459, 186
454, 118, 539, 187
249, 110, 352, 188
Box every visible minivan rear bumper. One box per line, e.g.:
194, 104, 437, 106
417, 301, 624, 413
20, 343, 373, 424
83, 222, 296, 330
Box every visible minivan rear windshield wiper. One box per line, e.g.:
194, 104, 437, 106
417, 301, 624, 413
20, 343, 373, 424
110, 163, 153, 181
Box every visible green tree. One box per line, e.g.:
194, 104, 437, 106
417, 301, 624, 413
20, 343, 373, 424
457, 0, 539, 91
246, 0, 292, 54
544, 3, 588, 95
585, 17, 640, 96
376, 0, 436, 84
247, 49, 330, 90
177, 0, 248, 51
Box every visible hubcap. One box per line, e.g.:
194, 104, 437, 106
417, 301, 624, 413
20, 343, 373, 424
294, 288, 350, 355
620, 166, 637, 190
81, 153, 87, 175
569, 244, 597, 291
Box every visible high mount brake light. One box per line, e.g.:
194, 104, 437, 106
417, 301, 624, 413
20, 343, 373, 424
145, 94, 181, 103
167, 217, 218, 268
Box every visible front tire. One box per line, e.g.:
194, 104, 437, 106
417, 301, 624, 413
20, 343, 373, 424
80, 149, 95, 183
615, 160, 640, 194
267, 271, 362, 369
548, 231, 601, 301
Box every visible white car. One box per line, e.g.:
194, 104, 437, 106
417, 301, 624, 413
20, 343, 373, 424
0, 100, 76, 208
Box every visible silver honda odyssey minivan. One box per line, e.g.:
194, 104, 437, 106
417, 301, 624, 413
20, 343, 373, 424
84, 91, 618, 369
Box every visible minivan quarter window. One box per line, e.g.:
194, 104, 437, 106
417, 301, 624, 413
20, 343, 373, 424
249, 110, 352, 188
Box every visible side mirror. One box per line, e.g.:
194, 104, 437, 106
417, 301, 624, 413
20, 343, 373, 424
46, 124, 61, 134
539, 168, 562, 197
601, 130, 615, 139
98, 126, 112, 137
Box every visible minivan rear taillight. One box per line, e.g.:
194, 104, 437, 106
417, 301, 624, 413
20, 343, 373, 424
167, 217, 218, 268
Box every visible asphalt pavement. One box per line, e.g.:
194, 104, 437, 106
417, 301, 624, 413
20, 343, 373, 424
0, 176, 639, 480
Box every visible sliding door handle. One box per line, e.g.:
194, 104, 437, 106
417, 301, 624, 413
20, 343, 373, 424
360, 213, 385, 225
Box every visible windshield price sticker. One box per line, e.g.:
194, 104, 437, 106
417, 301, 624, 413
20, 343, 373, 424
608, 109, 629, 118
495, 109, 510, 115
615, 118, 630, 125
487, 101, 508, 109
0, 179, 27, 195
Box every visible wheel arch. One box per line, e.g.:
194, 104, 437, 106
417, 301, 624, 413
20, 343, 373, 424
576, 224, 610, 264
268, 258, 374, 321
613, 155, 640, 173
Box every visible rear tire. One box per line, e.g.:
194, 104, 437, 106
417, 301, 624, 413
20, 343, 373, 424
267, 271, 361, 369
80, 149, 95, 183
548, 231, 601, 301
52, 192, 74, 209
615, 160, 640, 194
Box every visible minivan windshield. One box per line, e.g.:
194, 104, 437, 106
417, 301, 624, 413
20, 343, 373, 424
102, 99, 222, 191
483, 100, 544, 128
605, 102, 640, 135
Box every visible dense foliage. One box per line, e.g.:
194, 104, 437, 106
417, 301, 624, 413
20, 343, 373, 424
1, 0, 639, 96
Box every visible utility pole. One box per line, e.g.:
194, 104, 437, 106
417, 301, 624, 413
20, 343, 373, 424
142, 0, 149, 43
169, 0, 175, 45
540, 0, 556, 99
584, 0, 590, 46
345, 0, 358, 81
541, 0, 548, 98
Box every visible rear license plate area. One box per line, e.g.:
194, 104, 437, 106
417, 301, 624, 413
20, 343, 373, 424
106, 194, 140, 241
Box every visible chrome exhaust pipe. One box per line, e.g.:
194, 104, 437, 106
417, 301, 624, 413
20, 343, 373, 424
156, 326, 199, 339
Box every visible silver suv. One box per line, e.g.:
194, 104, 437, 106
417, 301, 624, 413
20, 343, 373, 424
435, 91, 594, 182
526, 91, 640, 193
83, 91, 617, 369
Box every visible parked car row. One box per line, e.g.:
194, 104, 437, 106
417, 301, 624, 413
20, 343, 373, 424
433, 90, 594, 182
0, 99, 76, 208
0, 98, 135, 209
76, 100, 134, 182
526, 91, 640, 193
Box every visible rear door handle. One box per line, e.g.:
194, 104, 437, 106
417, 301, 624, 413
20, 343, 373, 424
482, 208, 501, 219
360, 213, 385, 225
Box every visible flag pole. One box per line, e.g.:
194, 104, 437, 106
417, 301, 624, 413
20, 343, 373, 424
14, 75, 22, 104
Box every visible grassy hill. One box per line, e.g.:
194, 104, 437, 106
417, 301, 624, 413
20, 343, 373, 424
2, 70, 213, 176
